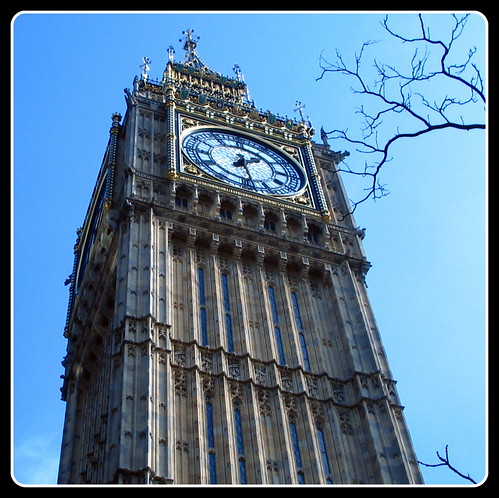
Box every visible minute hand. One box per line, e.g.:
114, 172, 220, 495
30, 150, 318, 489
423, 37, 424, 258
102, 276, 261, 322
233, 154, 259, 189
243, 163, 257, 189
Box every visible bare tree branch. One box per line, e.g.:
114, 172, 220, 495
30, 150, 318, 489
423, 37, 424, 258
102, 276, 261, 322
418, 445, 477, 484
317, 13, 485, 214
381, 14, 485, 104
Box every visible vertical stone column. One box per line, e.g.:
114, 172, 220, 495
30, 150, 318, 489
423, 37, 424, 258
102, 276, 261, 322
152, 218, 170, 326
165, 88, 177, 180
107, 206, 157, 482
148, 329, 173, 483
232, 240, 252, 355
275, 251, 302, 368
57, 382, 80, 483
303, 142, 330, 221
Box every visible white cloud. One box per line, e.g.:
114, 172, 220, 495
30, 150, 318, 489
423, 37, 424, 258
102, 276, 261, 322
13, 433, 60, 486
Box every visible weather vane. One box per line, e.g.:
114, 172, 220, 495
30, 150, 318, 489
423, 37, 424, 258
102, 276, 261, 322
294, 101, 306, 122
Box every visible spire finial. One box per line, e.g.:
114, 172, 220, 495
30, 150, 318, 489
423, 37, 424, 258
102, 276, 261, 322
140, 57, 151, 81
294, 100, 312, 129
233, 64, 252, 105
180, 29, 201, 65
167, 45, 175, 62
294, 101, 306, 122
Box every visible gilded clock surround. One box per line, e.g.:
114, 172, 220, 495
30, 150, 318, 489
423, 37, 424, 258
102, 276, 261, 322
170, 91, 329, 212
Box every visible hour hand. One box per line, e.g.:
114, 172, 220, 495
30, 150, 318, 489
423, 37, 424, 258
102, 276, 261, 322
233, 154, 260, 167
233, 154, 246, 167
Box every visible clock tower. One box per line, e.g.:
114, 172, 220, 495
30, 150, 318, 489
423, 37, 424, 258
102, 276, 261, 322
58, 30, 423, 485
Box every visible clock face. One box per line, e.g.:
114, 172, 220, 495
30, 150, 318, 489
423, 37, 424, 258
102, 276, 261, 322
181, 128, 306, 196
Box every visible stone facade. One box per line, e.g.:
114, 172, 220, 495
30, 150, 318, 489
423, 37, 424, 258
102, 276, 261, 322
58, 34, 423, 485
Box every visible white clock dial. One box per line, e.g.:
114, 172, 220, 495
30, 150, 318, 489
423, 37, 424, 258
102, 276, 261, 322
181, 128, 306, 196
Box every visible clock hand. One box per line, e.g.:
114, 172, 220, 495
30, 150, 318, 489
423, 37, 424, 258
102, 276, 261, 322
233, 153, 260, 168
242, 163, 256, 190
233, 154, 246, 168
232, 154, 258, 190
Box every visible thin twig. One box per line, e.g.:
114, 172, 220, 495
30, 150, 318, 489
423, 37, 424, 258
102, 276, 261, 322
418, 445, 477, 484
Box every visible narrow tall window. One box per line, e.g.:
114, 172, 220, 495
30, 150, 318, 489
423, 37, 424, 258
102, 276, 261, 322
205, 396, 217, 484
268, 286, 285, 365
234, 401, 247, 484
289, 418, 305, 484
274, 326, 285, 366
221, 273, 234, 353
317, 427, 333, 484
198, 268, 208, 346
268, 285, 279, 323
291, 292, 310, 371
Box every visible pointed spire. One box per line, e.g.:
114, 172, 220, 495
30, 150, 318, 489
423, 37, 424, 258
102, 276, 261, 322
162, 29, 252, 108
181, 29, 198, 57
179, 28, 208, 70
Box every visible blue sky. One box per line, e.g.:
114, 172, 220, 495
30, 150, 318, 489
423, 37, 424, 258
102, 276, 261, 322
12, 11, 487, 486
